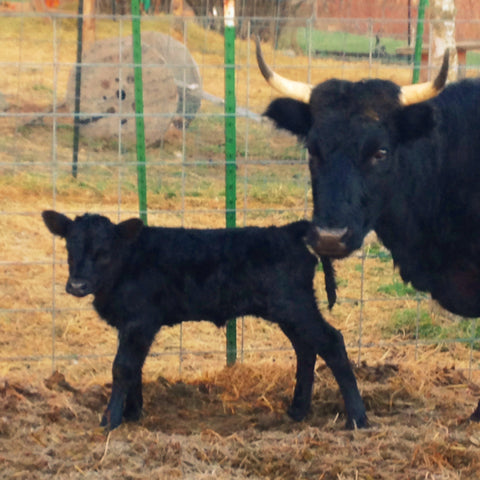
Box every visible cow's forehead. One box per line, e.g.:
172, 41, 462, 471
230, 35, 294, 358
310, 78, 402, 117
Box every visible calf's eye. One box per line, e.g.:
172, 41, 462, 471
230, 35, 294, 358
371, 148, 387, 165
95, 250, 111, 265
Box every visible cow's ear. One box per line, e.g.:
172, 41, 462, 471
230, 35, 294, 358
264, 98, 312, 137
42, 210, 72, 238
392, 103, 436, 143
117, 218, 143, 241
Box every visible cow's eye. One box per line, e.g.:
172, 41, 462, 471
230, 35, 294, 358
370, 148, 387, 165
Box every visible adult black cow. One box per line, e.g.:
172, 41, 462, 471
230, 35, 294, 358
256, 39, 480, 418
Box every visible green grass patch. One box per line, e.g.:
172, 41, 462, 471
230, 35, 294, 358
383, 308, 442, 340
378, 280, 417, 298
295, 28, 404, 56
467, 51, 480, 67
366, 242, 392, 262
383, 308, 480, 349
456, 319, 480, 350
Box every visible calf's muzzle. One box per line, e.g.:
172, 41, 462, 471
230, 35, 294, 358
66, 278, 91, 297
306, 226, 349, 258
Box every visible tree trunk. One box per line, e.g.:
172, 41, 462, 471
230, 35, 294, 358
430, 0, 458, 82
184, 0, 311, 41
83, 0, 96, 49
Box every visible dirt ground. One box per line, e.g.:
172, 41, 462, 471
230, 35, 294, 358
1, 360, 480, 479
1, 176, 479, 479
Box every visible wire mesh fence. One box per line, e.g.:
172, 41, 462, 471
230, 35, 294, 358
1, 7, 480, 385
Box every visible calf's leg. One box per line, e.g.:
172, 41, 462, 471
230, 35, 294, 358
315, 322, 368, 429
277, 297, 367, 429
101, 321, 157, 430
279, 324, 316, 421
123, 375, 143, 422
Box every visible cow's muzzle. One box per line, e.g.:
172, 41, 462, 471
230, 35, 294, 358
306, 226, 350, 258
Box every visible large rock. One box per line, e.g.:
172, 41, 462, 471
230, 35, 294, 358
140, 31, 202, 127
66, 35, 178, 145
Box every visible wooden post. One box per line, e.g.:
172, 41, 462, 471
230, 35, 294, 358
83, 0, 96, 49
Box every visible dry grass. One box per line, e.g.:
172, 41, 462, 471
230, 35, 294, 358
1, 12, 480, 479
1, 173, 480, 479
1, 362, 479, 479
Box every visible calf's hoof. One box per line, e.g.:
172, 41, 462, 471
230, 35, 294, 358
287, 405, 308, 422
345, 413, 369, 430
470, 400, 480, 422
100, 408, 123, 431
100, 405, 142, 430
123, 407, 142, 423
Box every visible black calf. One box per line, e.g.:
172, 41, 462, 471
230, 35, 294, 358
42, 210, 367, 430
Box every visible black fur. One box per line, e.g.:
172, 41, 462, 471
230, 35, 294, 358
264, 98, 312, 137
265, 77, 480, 320
42, 211, 367, 430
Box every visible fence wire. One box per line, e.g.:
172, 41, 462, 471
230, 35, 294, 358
1, 10, 479, 383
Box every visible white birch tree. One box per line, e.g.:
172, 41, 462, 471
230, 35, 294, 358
430, 0, 458, 82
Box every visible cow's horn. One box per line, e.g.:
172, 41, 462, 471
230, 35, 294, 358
255, 36, 313, 103
399, 49, 449, 105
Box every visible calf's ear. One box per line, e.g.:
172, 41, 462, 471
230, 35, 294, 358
42, 210, 72, 238
117, 218, 143, 241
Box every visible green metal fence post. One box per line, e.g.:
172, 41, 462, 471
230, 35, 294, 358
413, 0, 429, 84
131, 0, 148, 224
224, 0, 237, 366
